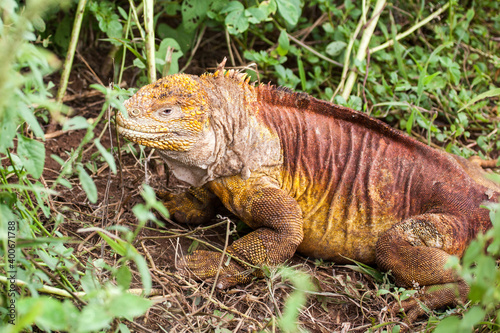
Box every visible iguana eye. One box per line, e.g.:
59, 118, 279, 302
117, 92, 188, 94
159, 108, 173, 117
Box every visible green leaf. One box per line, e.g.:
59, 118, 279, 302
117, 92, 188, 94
98, 231, 127, 256
156, 38, 184, 76
62, 116, 90, 131
109, 292, 152, 320
459, 306, 486, 330
95, 139, 117, 174
182, 0, 211, 32
276, 0, 301, 26
416, 42, 451, 106
458, 88, 500, 112
0, 109, 18, 152
17, 105, 45, 139
132, 251, 152, 295
246, 7, 268, 24
325, 41, 347, 57
406, 109, 415, 134
277, 30, 289, 56
17, 133, 45, 178
433, 315, 460, 333
116, 264, 132, 290
77, 165, 97, 203
17, 297, 78, 331
277, 267, 315, 332
223, 1, 249, 34
77, 303, 112, 332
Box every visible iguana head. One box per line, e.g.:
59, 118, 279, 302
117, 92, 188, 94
116, 63, 282, 187
116, 74, 212, 153
116, 73, 218, 186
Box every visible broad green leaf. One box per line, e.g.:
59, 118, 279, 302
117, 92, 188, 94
246, 7, 268, 24
17, 133, 45, 178
116, 264, 132, 290
62, 116, 89, 131
325, 41, 347, 57
182, 0, 211, 32
0, 110, 17, 152
77, 303, 112, 332
223, 1, 248, 34
277, 30, 289, 56
77, 165, 97, 203
276, 0, 301, 26
109, 293, 152, 320
459, 306, 486, 330
95, 139, 117, 174
17, 105, 45, 139
17, 297, 78, 331
156, 38, 184, 76
433, 316, 460, 333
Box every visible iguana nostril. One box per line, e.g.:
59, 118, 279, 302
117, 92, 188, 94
129, 108, 140, 117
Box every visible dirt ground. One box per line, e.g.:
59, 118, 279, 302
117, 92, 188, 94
40, 49, 467, 333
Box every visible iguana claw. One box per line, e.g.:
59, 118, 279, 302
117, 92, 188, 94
177, 250, 252, 288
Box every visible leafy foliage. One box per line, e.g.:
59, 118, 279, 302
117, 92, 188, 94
0, 1, 153, 331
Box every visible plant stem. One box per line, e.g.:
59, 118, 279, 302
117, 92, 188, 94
143, 0, 156, 82
369, 2, 450, 54
342, 0, 386, 101
287, 34, 343, 68
56, 0, 87, 103
332, 13, 364, 101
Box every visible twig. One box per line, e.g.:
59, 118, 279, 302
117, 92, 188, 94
225, 29, 236, 67
180, 25, 207, 73
332, 13, 365, 101
0, 275, 86, 298
209, 217, 232, 300
143, 0, 156, 82
77, 52, 104, 86
56, 0, 87, 104
342, 0, 386, 101
369, 2, 450, 54
287, 34, 343, 68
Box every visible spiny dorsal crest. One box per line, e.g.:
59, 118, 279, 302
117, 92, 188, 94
202, 57, 253, 86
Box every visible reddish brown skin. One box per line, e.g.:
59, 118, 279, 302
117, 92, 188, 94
117, 70, 497, 326
255, 86, 493, 261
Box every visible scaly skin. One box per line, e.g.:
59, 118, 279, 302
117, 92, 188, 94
116, 63, 497, 322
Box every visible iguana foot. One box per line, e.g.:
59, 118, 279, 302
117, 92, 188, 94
178, 250, 253, 288
390, 280, 469, 323
158, 187, 217, 225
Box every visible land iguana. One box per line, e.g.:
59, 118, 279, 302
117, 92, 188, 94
116, 60, 498, 322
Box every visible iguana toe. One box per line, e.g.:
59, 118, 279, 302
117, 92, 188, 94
178, 250, 252, 288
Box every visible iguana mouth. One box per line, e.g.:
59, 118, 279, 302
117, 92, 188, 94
116, 126, 169, 138
115, 113, 170, 135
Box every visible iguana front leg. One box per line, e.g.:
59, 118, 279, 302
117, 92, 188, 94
159, 186, 219, 225
179, 180, 304, 288
376, 213, 470, 322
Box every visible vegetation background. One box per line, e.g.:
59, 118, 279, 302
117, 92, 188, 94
0, 0, 499, 332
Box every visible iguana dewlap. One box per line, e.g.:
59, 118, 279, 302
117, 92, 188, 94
116, 63, 497, 322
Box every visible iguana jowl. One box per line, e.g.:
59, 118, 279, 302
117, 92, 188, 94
116, 61, 497, 322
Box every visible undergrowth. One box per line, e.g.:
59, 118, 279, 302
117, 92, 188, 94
0, 0, 499, 332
